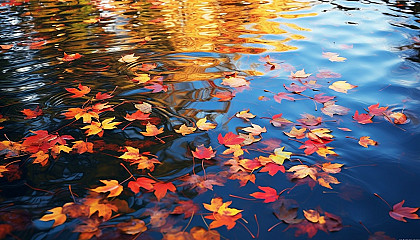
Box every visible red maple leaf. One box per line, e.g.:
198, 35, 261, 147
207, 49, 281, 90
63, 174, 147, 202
124, 110, 151, 121
95, 92, 113, 100
211, 91, 235, 101
58, 52, 83, 62
128, 177, 156, 193
270, 113, 293, 127
218, 132, 244, 146
353, 110, 373, 124
313, 93, 335, 103
299, 140, 325, 155
192, 145, 216, 159
367, 103, 388, 116
389, 200, 419, 222
65, 84, 91, 98
171, 200, 200, 219
284, 83, 307, 93
260, 163, 285, 176
144, 83, 168, 93
249, 186, 279, 203
274, 92, 295, 103
153, 182, 176, 201
22, 106, 43, 119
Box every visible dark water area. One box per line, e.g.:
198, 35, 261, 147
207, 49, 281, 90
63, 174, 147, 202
0, 0, 419, 239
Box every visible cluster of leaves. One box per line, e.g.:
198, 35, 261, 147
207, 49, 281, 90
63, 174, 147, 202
0, 41, 418, 240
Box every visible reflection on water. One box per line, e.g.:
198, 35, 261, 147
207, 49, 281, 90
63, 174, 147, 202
0, 0, 420, 239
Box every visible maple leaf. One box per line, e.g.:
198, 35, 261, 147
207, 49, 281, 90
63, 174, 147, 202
329, 81, 357, 93
50, 144, 72, 157
250, 186, 279, 203
84, 197, 118, 221
118, 53, 139, 63
229, 171, 256, 187
316, 146, 337, 158
171, 200, 200, 219
39, 207, 66, 227
119, 146, 141, 160
132, 73, 151, 83
91, 180, 123, 198
314, 93, 336, 103
0, 165, 9, 177
235, 109, 256, 121
368, 103, 388, 116
117, 219, 147, 235
307, 128, 333, 142
175, 124, 196, 136
221, 75, 249, 88
145, 83, 168, 93
31, 151, 49, 166
196, 117, 217, 130
62, 203, 90, 218
128, 177, 156, 193
179, 174, 225, 193
284, 83, 307, 93
260, 163, 285, 176
303, 209, 321, 223
192, 144, 216, 159
63, 107, 99, 123
290, 69, 311, 78
299, 140, 324, 155
288, 220, 319, 238
274, 92, 295, 103
317, 172, 340, 189
205, 212, 243, 230
238, 133, 261, 145
359, 136, 378, 148
0, 140, 23, 157
242, 123, 266, 135
57, 52, 82, 61
72, 141, 94, 154
102, 117, 121, 130
284, 127, 307, 139
297, 114, 322, 126
95, 92, 113, 100
218, 132, 245, 146
222, 144, 244, 157
321, 101, 350, 117
316, 70, 341, 79
389, 200, 419, 222
65, 83, 91, 98
140, 122, 164, 136
288, 165, 318, 180
239, 158, 262, 171
322, 52, 346, 62
211, 91, 235, 101
387, 112, 408, 124
0, 44, 13, 50
270, 113, 293, 127
22, 106, 42, 119
153, 182, 176, 201
353, 110, 373, 124
74, 219, 102, 239
189, 226, 221, 240
269, 147, 292, 165
321, 162, 343, 174
81, 121, 102, 136
134, 102, 152, 113
124, 111, 151, 122
274, 201, 303, 224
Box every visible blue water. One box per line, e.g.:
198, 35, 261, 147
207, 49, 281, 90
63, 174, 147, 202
0, 0, 419, 239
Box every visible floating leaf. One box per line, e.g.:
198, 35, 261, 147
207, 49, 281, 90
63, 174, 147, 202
22, 106, 43, 119
359, 136, 378, 148
329, 81, 357, 93
389, 200, 419, 222
65, 83, 91, 98
192, 145, 216, 159
118, 53, 139, 63
353, 110, 373, 124
250, 186, 279, 203
235, 110, 256, 121
196, 117, 217, 130
290, 69, 311, 78
39, 207, 66, 227
175, 124, 196, 136
140, 122, 164, 136
91, 180, 123, 198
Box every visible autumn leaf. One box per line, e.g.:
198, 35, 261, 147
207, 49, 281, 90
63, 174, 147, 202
196, 117, 217, 130
192, 144, 216, 159
235, 109, 256, 121
269, 147, 292, 165
175, 124, 196, 136
205, 212, 242, 230
242, 123, 266, 135
270, 113, 293, 127
274, 203, 302, 224
389, 200, 419, 222
222, 144, 244, 157
316, 146, 337, 158
368, 103, 388, 116
22, 106, 43, 119
63, 107, 99, 123
39, 207, 67, 227
303, 209, 321, 223
238, 133, 261, 145
359, 136, 378, 148
260, 162, 285, 176
228, 172, 256, 187
125, 110, 151, 121
132, 73, 151, 83
297, 114, 322, 126
321, 101, 350, 117
211, 91, 235, 101
329, 81, 357, 93
314, 93, 335, 103
287, 164, 318, 180
179, 174, 225, 193
322, 52, 346, 62
117, 219, 147, 235
128, 177, 156, 193
221, 75, 249, 88
274, 92, 295, 103
62, 203, 90, 218
153, 182, 176, 201
140, 122, 164, 136
290, 69, 311, 78
31, 150, 49, 166
134, 102, 152, 113
65, 83, 91, 98
284, 127, 307, 139
84, 197, 118, 221
387, 112, 408, 124
72, 141, 94, 154
250, 186, 279, 203
284, 83, 307, 93
218, 132, 245, 146
101, 117, 121, 130
321, 162, 343, 174
57, 52, 82, 61
353, 110, 373, 124
91, 180, 123, 198
317, 172, 340, 189
171, 200, 200, 219
118, 53, 139, 63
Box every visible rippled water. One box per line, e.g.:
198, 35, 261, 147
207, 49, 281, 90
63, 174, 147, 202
0, 0, 419, 239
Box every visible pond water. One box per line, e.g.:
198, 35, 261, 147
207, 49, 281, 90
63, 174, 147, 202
0, 0, 419, 239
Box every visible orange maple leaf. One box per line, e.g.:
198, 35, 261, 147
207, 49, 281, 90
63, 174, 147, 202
140, 122, 164, 136
359, 136, 378, 148
22, 106, 43, 119
39, 207, 67, 227
192, 144, 216, 159
250, 186, 279, 203
65, 83, 91, 98
90, 180, 123, 198
153, 182, 176, 201
57, 52, 82, 62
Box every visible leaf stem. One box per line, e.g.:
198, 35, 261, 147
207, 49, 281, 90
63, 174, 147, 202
373, 193, 392, 210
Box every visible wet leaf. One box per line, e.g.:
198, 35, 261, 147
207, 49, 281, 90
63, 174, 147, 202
389, 200, 419, 222
288, 165, 318, 180
353, 110, 373, 124
171, 200, 200, 219
118, 53, 139, 63
140, 122, 164, 136
192, 145, 216, 159
124, 110, 151, 121
153, 182, 176, 201
128, 177, 156, 193
274, 92, 295, 103
22, 106, 43, 119
235, 109, 256, 121
387, 112, 408, 124
222, 144, 244, 157
297, 114, 322, 126
359, 136, 378, 148
290, 69, 311, 78
197, 117, 217, 131
221, 75, 249, 88
322, 52, 346, 62
284, 83, 307, 93
134, 102, 152, 113
65, 83, 91, 98
321, 162, 343, 174
117, 219, 147, 235
269, 147, 292, 165
270, 113, 293, 127
368, 103, 388, 116
329, 81, 357, 93
91, 180, 123, 198
175, 124, 196, 136
242, 123, 266, 135
39, 207, 66, 227
274, 203, 302, 224
211, 91, 235, 101
57, 52, 82, 62
260, 163, 285, 176
250, 186, 279, 203
321, 101, 350, 117
317, 172, 340, 189
313, 93, 335, 103
303, 209, 321, 223
218, 132, 245, 146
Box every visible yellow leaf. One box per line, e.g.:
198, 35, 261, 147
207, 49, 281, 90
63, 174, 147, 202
81, 121, 103, 136
269, 147, 292, 165
31, 151, 49, 166
91, 180, 123, 198
287, 164, 317, 180
329, 81, 357, 93
222, 144, 244, 157
40, 207, 67, 227
235, 110, 256, 121
118, 53, 139, 63
290, 69, 311, 78
140, 122, 164, 137
196, 117, 217, 131
175, 124, 196, 136
101, 117, 121, 130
